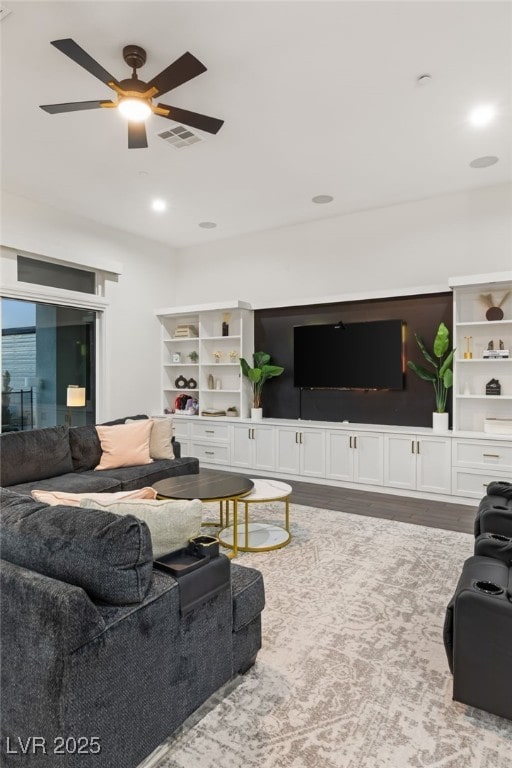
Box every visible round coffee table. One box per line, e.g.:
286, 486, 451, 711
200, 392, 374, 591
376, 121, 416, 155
218, 478, 292, 553
153, 469, 254, 558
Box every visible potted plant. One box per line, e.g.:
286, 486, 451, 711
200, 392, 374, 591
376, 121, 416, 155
240, 351, 284, 420
188, 350, 199, 363
407, 321, 454, 431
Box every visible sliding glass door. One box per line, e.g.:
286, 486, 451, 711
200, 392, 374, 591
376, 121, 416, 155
1, 298, 96, 431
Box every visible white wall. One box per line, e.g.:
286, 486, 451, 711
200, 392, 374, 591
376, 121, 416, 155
173, 183, 512, 307
1, 193, 176, 420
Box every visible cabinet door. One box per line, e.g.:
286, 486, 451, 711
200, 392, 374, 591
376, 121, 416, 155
416, 437, 451, 494
231, 424, 253, 468
326, 431, 353, 481
353, 432, 384, 485
276, 428, 301, 474
300, 429, 325, 478
384, 435, 417, 490
253, 425, 276, 471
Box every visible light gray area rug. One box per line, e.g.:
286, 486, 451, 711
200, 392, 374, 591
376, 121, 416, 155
142, 503, 512, 768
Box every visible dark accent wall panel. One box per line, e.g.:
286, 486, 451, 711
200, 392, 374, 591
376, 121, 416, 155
254, 292, 452, 427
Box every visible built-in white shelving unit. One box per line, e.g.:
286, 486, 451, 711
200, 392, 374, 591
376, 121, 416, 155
450, 272, 512, 434
155, 301, 254, 418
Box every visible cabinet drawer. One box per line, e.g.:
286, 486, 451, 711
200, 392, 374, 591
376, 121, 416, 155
452, 440, 512, 471
191, 422, 229, 441
452, 468, 511, 500
172, 420, 191, 439
191, 442, 230, 465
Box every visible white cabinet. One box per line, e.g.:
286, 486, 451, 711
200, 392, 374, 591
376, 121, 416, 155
155, 301, 254, 419
326, 431, 383, 485
450, 273, 512, 434
275, 427, 325, 478
231, 423, 275, 471
172, 416, 192, 457
384, 434, 451, 494
452, 436, 512, 499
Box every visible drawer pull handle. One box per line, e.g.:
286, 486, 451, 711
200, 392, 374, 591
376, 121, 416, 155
483, 453, 500, 459
349, 436, 353, 449
411, 440, 415, 454
205, 451, 214, 456
205, 430, 215, 435
416, 441, 420, 454
251, 429, 255, 440
353, 436, 357, 449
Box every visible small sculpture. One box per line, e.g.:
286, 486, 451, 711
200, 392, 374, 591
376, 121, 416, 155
479, 291, 510, 321
488, 339, 494, 351
464, 336, 473, 359
500, 339, 505, 350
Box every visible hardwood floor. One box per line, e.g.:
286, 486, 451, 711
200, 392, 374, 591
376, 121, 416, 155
287, 479, 477, 534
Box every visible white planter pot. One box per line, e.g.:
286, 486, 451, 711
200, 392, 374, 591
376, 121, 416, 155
432, 412, 449, 432
251, 408, 263, 421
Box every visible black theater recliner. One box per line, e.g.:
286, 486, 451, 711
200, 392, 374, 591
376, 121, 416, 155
444, 480, 512, 721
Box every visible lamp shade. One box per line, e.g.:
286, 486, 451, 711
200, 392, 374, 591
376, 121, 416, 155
67, 386, 86, 407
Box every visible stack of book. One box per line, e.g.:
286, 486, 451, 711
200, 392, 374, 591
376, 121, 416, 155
174, 324, 198, 338
201, 409, 226, 417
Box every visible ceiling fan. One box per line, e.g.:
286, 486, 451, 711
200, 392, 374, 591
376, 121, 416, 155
40, 39, 224, 149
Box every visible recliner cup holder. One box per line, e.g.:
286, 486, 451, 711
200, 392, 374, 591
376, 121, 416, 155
489, 533, 511, 542
474, 580, 504, 595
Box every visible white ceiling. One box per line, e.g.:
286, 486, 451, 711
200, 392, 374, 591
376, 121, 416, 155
1, 1, 511, 248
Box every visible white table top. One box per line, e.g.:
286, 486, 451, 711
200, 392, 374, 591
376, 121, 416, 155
243, 479, 292, 501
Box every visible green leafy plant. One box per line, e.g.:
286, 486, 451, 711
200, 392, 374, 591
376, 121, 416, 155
407, 322, 454, 413
188, 350, 199, 363
240, 351, 284, 409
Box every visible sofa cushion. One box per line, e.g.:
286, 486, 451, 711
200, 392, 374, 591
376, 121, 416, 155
95, 421, 154, 470
0, 425, 73, 487
31, 487, 157, 507
5, 471, 122, 496
127, 417, 175, 460
69, 424, 102, 472
0, 488, 153, 605
230, 564, 265, 632
96, 456, 199, 491
81, 497, 202, 558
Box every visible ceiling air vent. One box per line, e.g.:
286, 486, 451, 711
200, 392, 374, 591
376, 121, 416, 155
157, 125, 203, 149
0, 6, 12, 21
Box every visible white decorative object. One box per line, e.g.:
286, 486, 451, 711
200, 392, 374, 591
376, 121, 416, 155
484, 418, 512, 435
251, 407, 263, 421
433, 412, 449, 432
171, 352, 181, 363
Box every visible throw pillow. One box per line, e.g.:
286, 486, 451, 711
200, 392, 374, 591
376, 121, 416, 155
31, 487, 157, 507
80, 497, 203, 558
126, 417, 175, 460
95, 420, 154, 471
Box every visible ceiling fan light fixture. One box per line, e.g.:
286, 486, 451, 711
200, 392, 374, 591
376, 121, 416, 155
118, 97, 152, 122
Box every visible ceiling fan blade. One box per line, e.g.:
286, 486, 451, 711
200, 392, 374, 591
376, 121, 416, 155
157, 104, 224, 134
51, 39, 119, 87
147, 52, 206, 97
128, 121, 148, 149
40, 100, 115, 114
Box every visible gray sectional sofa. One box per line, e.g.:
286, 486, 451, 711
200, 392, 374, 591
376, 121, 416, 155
0, 419, 266, 767
0, 415, 199, 494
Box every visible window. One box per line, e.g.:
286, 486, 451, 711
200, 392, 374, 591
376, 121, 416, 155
1, 298, 96, 431
17, 255, 96, 294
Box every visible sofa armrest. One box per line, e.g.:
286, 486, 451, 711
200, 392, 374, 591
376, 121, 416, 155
0, 560, 105, 746
474, 532, 512, 565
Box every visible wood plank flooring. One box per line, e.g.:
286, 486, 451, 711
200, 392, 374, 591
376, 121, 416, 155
287, 479, 477, 534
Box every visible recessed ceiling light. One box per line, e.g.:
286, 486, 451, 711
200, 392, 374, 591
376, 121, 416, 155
151, 199, 167, 212
469, 104, 496, 127
312, 195, 334, 204
469, 155, 499, 168
198, 221, 217, 229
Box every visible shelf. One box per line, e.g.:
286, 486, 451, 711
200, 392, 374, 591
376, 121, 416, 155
164, 363, 199, 368
202, 335, 241, 341
199, 388, 240, 394
164, 335, 240, 342
456, 395, 512, 400
164, 388, 199, 393
455, 320, 512, 327
456, 358, 511, 363
203, 362, 240, 367
164, 337, 199, 343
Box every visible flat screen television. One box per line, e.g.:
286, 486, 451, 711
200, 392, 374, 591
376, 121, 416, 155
294, 319, 404, 390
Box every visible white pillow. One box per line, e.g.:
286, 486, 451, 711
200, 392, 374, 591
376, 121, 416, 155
126, 417, 174, 460
80, 497, 202, 558
31, 487, 157, 506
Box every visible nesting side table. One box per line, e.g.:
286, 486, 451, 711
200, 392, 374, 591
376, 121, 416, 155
218, 479, 292, 553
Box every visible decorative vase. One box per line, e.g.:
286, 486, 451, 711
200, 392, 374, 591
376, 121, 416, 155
251, 407, 263, 421
433, 412, 449, 432
222, 322, 229, 336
